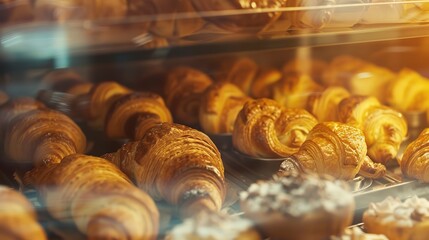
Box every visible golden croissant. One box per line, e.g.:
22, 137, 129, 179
0, 186, 47, 240
164, 67, 213, 126
307, 86, 350, 122
233, 98, 318, 158
272, 73, 323, 109
25, 154, 159, 240
400, 128, 429, 182
339, 96, 407, 165
279, 122, 386, 180
322, 55, 395, 102
283, 58, 328, 85
250, 68, 283, 99
103, 123, 225, 217
2, 106, 86, 166
215, 57, 259, 95
199, 82, 251, 134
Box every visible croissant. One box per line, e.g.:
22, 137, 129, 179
41, 69, 92, 95
400, 128, 429, 182
199, 82, 251, 134
105, 92, 173, 140
233, 98, 318, 158
25, 154, 159, 240
164, 67, 213, 126
103, 123, 226, 218
322, 55, 396, 102
215, 57, 259, 95
250, 68, 283, 98
339, 96, 408, 165
283, 58, 328, 85
278, 122, 386, 180
0, 186, 47, 240
307, 86, 351, 122
272, 73, 323, 109
387, 68, 429, 113
4, 108, 86, 166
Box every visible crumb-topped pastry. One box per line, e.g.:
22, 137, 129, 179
166, 211, 261, 240
240, 173, 354, 240
331, 227, 388, 240
363, 196, 429, 240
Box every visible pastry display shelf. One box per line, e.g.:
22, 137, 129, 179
1, 21, 429, 71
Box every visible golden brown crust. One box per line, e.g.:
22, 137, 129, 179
4, 108, 86, 166
339, 96, 407, 165
283, 58, 328, 85
199, 82, 251, 134
233, 98, 317, 158
307, 86, 350, 122
103, 123, 225, 218
272, 73, 323, 109
401, 128, 429, 182
250, 68, 282, 98
292, 122, 368, 180
191, 0, 287, 32
105, 92, 173, 140
164, 67, 213, 126
26, 154, 159, 240
0, 186, 47, 240
215, 57, 259, 95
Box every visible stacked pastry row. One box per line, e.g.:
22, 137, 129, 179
0, 80, 229, 239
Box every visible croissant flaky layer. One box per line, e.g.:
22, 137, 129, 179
233, 98, 318, 158
164, 67, 213, 126
307, 87, 351, 122
0, 186, 47, 240
26, 154, 159, 240
3, 108, 86, 166
199, 82, 251, 134
339, 96, 407, 164
282, 122, 386, 180
103, 123, 226, 217
401, 128, 429, 182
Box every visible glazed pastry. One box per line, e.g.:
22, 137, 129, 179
34, 0, 128, 22
286, 0, 336, 29
250, 68, 283, 98
387, 68, 429, 113
191, 0, 288, 33
164, 67, 213, 126
166, 211, 261, 240
331, 227, 388, 240
278, 122, 386, 180
25, 154, 159, 240
307, 86, 350, 122
0, 0, 34, 25
105, 92, 173, 140
132, 0, 205, 38
233, 98, 318, 158
400, 128, 429, 182
363, 196, 429, 240
0, 186, 47, 240
216, 57, 259, 95
322, 55, 396, 102
272, 73, 323, 109
240, 173, 354, 240
283, 58, 328, 85
339, 96, 407, 165
103, 123, 226, 217
199, 82, 251, 134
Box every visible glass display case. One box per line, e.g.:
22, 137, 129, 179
2, 1, 429, 239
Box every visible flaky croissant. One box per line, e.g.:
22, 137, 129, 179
25, 154, 159, 240
0, 186, 47, 240
339, 96, 407, 165
215, 57, 259, 95
279, 122, 386, 180
272, 73, 323, 109
199, 82, 251, 134
104, 92, 173, 140
283, 58, 327, 85
3, 108, 86, 166
307, 86, 351, 122
400, 128, 429, 182
164, 67, 213, 126
250, 68, 283, 98
233, 98, 318, 158
103, 123, 226, 218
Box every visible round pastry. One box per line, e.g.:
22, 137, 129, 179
166, 211, 261, 240
363, 196, 429, 240
240, 173, 354, 240
191, 0, 288, 33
